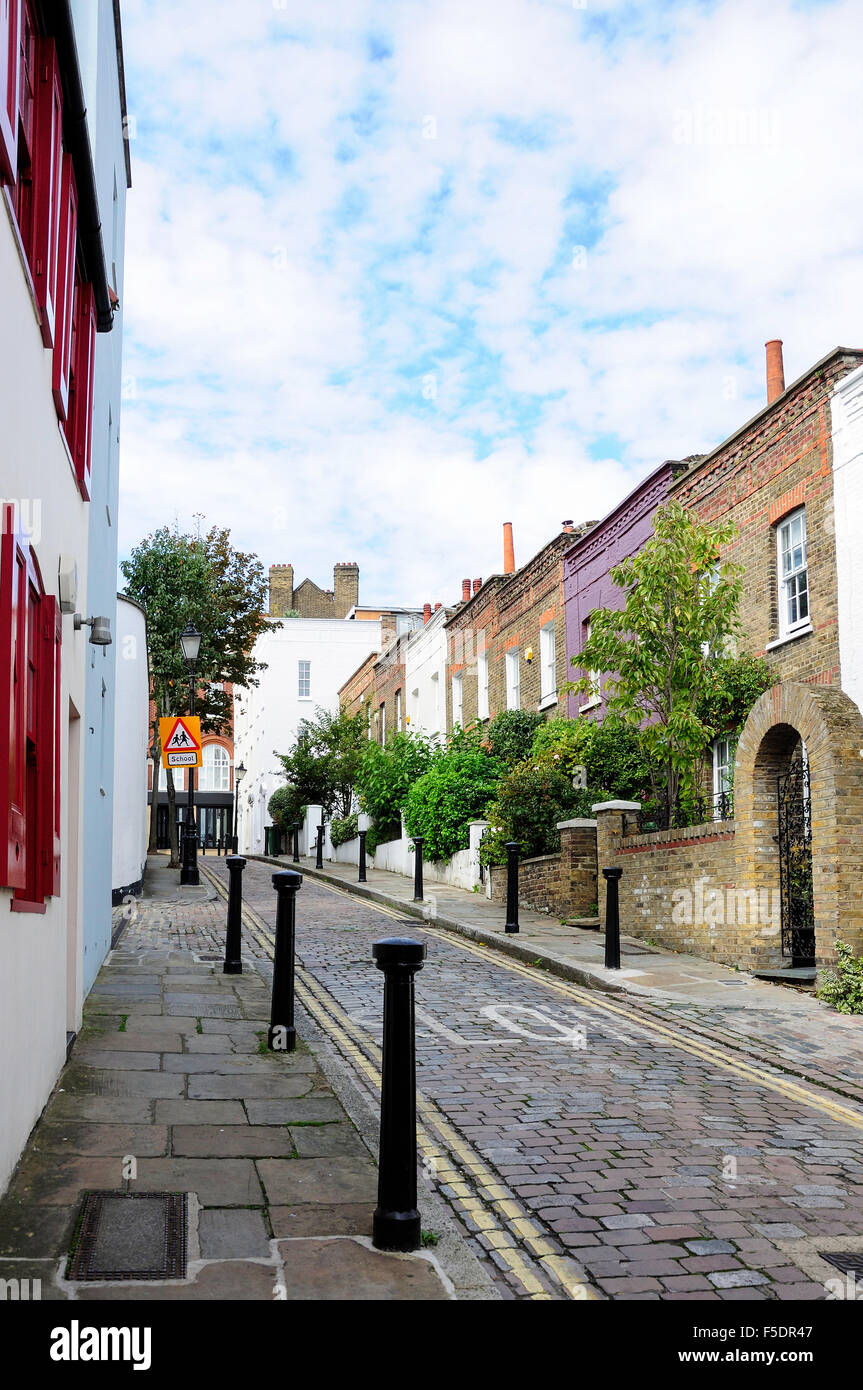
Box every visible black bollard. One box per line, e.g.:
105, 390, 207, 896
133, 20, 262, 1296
268, 870, 302, 1051
504, 841, 520, 933
372, 935, 426, 1251
315, 824, 324, 869
223, 855, 246, 974
292, 821, 300, 864
412, 836, 424, 902
358, 829, 367, 883
602, 866, 622, 969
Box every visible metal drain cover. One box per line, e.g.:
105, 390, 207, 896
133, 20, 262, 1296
66, 1191, 187, 1282
818, 1251, 863, 1278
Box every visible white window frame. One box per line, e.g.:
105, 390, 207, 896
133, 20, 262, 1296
539, 621, 556, 705
451, 672, 463, 728
579, 618, 601, 712
199, 743, 231, 793
298, 659, 311, 699
505, 649, 520, 710
395, 688, 402, 732
712, 736, 733, 817
776, 507, 809, 639
380, 701, 386, 743
477, 650, 489, 720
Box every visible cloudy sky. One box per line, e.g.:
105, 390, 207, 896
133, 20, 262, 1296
117, 0, 862, 608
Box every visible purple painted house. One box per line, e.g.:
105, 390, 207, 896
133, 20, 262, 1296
563, 457, 700, 718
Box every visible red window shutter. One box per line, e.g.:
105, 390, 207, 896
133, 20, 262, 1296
52, 154, 77, 422
0, 0, 20, 185
31, 37, 62, 348
0, 508, 27, 889
37, 595, 60, 897
71, 279, 96, 499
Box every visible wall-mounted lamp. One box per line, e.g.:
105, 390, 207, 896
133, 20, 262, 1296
74, 614, 112, 646
525, 646, 534, 663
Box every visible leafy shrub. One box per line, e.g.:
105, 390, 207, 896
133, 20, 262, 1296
485, 709, 545, 767
355, 731, 438, 845
268, 785, 306, 832
480, 757, 591, 866
366, 822, 401, 855
816, 941, 863, 1015
330, 813, 358, 848
404, 748, 502, 861
531, 715, 653, 799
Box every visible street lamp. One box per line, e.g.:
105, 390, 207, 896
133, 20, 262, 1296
232, 760, 246, 854
179, 622, 202, 886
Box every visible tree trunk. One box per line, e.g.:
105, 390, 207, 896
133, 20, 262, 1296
148, 718, 160, 853
166, 769, 179, 868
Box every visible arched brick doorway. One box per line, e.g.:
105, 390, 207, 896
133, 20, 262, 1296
733, 682, 863, 972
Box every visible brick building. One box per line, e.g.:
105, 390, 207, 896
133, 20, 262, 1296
444, 520, 593, 733
269, 561, 359, 619
338, 601, 448, 743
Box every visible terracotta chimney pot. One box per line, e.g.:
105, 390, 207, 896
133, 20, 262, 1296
462, 579, 471, 602
503, 522, 515, 574
766, 339, 785, 404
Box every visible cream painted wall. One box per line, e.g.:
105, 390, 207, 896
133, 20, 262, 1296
832, 364, 863, 721
0, 196, 90, 1191
404, 608, 449, 738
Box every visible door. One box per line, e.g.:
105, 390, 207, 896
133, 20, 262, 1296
777, 743, 815, 966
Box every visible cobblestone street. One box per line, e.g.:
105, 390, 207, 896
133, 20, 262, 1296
202, 855, 863, 1302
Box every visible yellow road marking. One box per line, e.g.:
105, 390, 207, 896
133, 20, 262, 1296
199, 863, 572, 1301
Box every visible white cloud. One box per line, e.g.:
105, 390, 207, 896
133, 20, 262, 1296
118, 0, 863, 604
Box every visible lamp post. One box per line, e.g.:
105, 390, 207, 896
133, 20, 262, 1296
179, 622, 202, 886
232, 759, 246, 854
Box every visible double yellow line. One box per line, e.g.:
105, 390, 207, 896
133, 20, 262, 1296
199, 862, 595, 1301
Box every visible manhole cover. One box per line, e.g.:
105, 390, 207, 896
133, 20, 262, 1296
66, 1191, 187, 1282
818, 1251, 863, 1278
196, 953, 222, 962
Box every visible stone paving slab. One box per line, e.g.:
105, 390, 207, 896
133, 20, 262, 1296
0, 855, 464, 1302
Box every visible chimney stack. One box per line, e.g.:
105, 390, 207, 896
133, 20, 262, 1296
473, 578, 482, 595
503, 522, 515, 574
766, 340, 785, 405
462, 578, 471, 602
434, 602, 441, 612
423, 602, 432, 624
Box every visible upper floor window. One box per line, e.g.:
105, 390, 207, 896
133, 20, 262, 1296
777, 508, 809, 637
505, 650, 519, 710
540, 621, 556, 702
298, 659, 311, 698
580, 618, 601, 711
477, 650, 489, 720
199, 743, 230, 792
451, 672, 463, 727
395, 687, 402, 732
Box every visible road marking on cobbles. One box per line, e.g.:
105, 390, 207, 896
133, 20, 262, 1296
198, 863, 590, 1301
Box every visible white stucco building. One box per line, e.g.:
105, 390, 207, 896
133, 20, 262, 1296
234, 617, 382, 854
0, 0, 129, 1191
404, 604, 450, 737
832, 362, 863, 719
112, 595, 148, 900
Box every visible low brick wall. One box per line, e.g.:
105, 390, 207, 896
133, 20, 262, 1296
609, 819, 770, 967
488, 821, 597, 918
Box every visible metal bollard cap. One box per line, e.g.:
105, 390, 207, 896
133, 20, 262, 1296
226, 855, 247, 868
602, 866, 623, 880
272, 869, 303, 891
372, 936, 426, 966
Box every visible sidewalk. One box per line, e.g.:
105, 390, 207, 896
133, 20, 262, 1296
0, 856, 492, 1301
266, 853, 863, 1106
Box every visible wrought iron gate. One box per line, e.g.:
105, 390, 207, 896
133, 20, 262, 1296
777, 750, 815, 966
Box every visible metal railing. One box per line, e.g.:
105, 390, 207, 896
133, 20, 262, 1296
634, 788, 734, 834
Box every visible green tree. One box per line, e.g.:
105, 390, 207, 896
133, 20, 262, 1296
484, 709, 545, 767
403, 747, 502, 861
268, 786, 306, 834
121, 522, 276, 865
354, 730, 440, 843
565, 500, 743, 806
276, 707, 368, 821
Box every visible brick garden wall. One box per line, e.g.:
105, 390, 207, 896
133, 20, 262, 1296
489, 822, 598, 918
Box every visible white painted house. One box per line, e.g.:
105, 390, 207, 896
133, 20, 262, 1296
0, 0, 129, 1191
404, 604, 451, 738
112, 595, 148, 901
234, 617, 382, 855
832, 362, 863, 720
